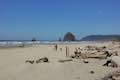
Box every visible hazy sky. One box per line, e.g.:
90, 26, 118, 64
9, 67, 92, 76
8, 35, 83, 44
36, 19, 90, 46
0, 0, 120, 40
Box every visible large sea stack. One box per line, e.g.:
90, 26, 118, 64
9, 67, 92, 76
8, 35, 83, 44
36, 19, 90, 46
63, 32, 76, 41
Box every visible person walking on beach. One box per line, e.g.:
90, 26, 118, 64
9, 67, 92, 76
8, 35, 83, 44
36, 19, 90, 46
55, 44, 58, 51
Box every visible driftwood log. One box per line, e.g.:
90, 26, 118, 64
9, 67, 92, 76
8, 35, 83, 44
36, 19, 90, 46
58, 59, 73, 63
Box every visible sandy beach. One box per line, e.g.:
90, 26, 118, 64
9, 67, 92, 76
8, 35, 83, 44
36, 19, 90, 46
0, 0, 119, 79
0, 41, 120, 80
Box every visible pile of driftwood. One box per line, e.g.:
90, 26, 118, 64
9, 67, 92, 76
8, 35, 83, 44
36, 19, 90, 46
25, 57, 49, 64
103, 56, 120, 68
101, 70, 120, 80
70, 51, 111, 59
80, 53, 107, 59
84, 46, 106, 52
69, 46, 113, 59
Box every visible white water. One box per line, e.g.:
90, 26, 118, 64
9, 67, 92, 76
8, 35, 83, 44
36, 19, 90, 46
0, 41, 106, 47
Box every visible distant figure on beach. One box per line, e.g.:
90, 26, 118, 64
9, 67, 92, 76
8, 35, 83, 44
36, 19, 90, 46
54, 44, 58, 51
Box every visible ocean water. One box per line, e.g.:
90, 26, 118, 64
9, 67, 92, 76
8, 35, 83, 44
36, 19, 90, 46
0, 40, 40, 47
0, 40, 83, 47
0, 40, 97, 48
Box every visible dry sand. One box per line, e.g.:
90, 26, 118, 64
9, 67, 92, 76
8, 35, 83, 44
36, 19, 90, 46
0, 41, 120, 80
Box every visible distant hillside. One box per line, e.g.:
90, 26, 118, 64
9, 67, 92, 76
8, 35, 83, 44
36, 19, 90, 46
80, 35, 120, 41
